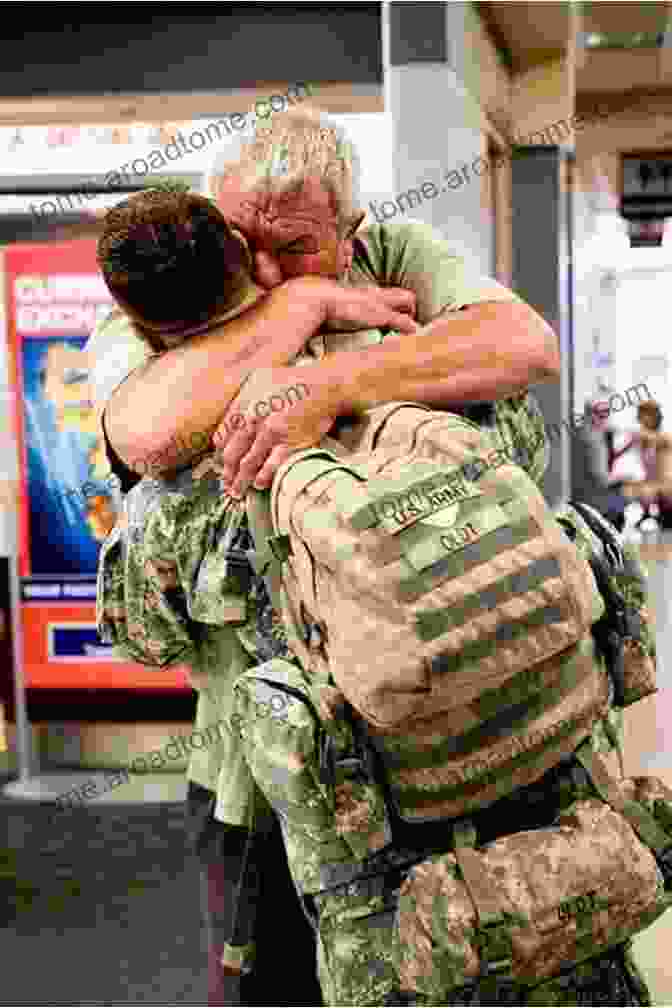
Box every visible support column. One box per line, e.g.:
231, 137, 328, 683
511, 146, 573, 507
381, 1, 492, 273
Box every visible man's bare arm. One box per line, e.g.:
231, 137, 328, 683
331, 301, 559, 411
213, 299, 560, 496
104, 278, 416, 476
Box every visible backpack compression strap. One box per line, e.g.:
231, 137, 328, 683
452, 819, 516, 991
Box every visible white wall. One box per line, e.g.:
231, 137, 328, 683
384, 62, 491, 274
331, 113, 394, 214
613, 268, 672, 430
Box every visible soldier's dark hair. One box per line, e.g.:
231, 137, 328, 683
97, 184, 253, 348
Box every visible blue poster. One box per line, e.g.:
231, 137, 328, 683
22, 333, 116, 577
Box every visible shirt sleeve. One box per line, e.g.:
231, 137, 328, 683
355, 220, 549, 487
85, 307, 154, 414
359, 219, 523, 326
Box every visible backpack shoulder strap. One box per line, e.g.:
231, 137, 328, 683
245, 489, 289, 617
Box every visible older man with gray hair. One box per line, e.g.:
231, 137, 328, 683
88, 104, 557, 1005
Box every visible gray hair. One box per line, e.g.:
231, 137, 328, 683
207, 105, 362, 227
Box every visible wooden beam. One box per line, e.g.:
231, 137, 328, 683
493, 148, 512, 287
657, 0, 672, 84
467, 4, 513, 142
510, 57, 572, 146
575, 89, 672, 158
568, 0, 586, 78
577, 48, 671, 92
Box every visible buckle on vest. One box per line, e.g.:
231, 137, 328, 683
657, 845, 672, 887
298, 602, 327, 650
309, 622, 327, 650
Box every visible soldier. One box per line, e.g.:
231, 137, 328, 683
88, 105, 557, 1006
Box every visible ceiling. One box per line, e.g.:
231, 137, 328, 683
477, 2, 570, 71
478, 1, 672, 80
582, 1, 670, 41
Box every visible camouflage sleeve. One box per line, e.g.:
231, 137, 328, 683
96, 514, 198, 669
169, 470, 250, 627
486, 392, 549, 489
120, 482, 199, 667
99, 449, 259, 669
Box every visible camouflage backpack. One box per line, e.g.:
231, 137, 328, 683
245, 401, 612, 825
229, 400, 669, 1005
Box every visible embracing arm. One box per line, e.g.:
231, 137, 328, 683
104, 285, 317, 475
213, 294, 559, 496
103, 279, 416, 476
328, 299, 559, 412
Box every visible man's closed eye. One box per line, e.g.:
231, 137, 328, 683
278, 237, 319, 255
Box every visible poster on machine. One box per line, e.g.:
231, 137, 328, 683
4, 240, 187, 689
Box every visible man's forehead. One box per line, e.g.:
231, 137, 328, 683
216, 173, 337, 223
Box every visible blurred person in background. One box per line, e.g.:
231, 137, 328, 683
571, 396, 630, 531
629, 400, 672, 531
602, 399, 672, 532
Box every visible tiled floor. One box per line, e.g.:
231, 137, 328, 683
0, 795, 208, 1005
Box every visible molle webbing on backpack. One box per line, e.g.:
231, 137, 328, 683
261, 403, 608, 824
369, 638, 610, 823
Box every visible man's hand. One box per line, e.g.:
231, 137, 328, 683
212, 364, 344, 497
286, 275, 418, 334
210, 278, 417, 496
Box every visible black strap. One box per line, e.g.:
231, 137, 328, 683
220, 825, 260, 976
569, 499, 624, 568
585, 551, 628, 706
